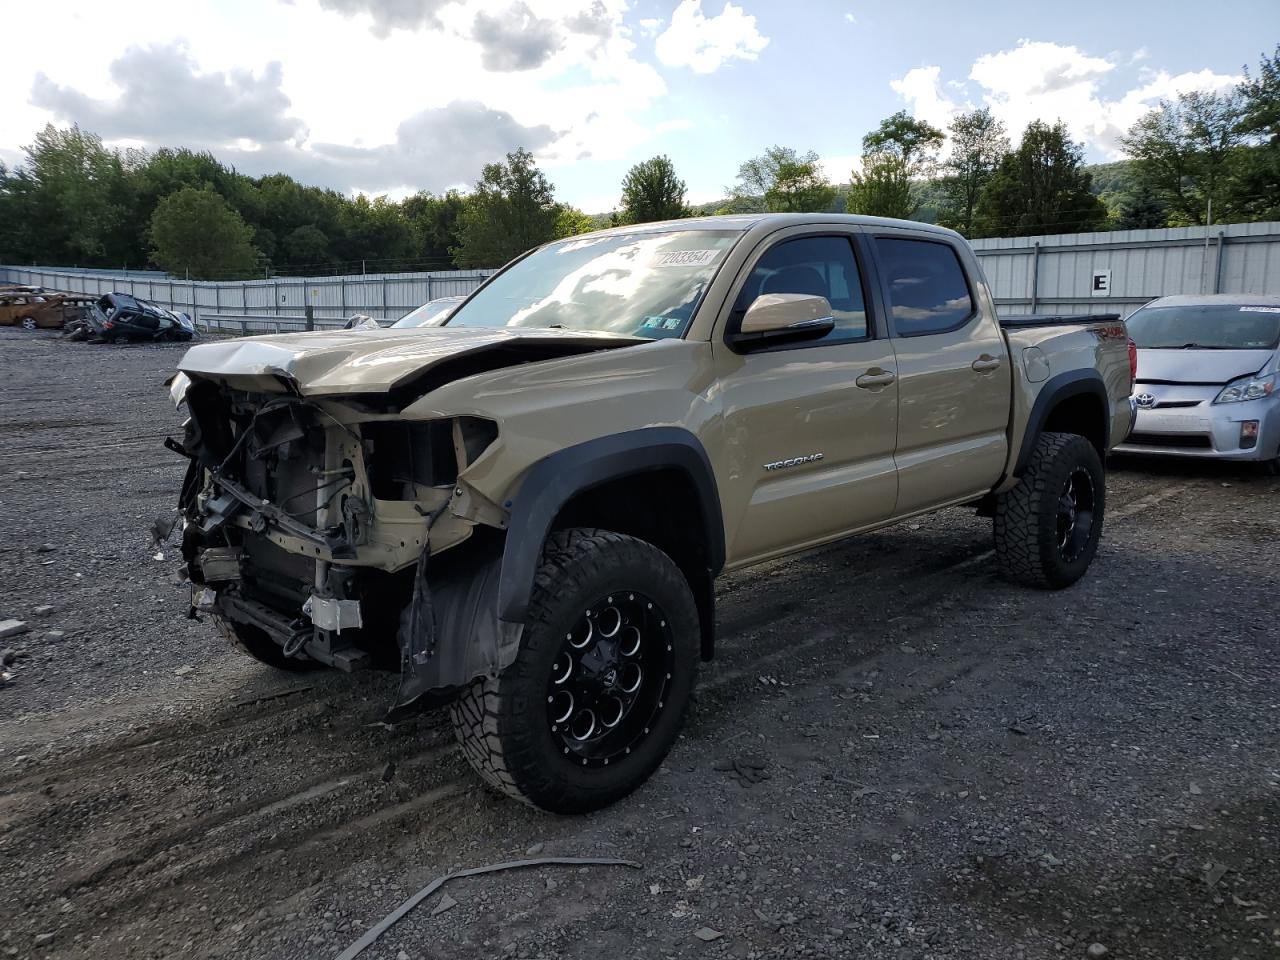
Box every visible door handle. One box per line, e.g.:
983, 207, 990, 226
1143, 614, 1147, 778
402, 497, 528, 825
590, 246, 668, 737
971, 355, 1002, 372
855, 368, 897, 389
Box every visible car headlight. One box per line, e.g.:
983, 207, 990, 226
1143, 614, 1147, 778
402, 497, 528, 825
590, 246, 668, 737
1214, 372, 1276, 404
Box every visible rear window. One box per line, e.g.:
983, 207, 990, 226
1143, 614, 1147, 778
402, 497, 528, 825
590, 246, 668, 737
1127, 304, 1280, 350
875, 238, 974, 336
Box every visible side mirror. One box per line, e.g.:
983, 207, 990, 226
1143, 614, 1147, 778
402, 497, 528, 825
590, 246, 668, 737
728, 293, 836, 352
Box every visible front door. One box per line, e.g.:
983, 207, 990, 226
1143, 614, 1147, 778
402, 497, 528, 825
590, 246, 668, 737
712, 229, 900, 567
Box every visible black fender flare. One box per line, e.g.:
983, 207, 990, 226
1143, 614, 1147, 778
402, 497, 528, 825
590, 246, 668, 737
496, 426, 725, 646
1013, 369, 1110, 476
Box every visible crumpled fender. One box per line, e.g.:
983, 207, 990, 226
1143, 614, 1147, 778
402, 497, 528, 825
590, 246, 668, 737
386, 533, 523, 722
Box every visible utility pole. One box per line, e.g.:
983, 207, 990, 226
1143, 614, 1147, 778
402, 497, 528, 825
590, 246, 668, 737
1200, 197, 1213, 294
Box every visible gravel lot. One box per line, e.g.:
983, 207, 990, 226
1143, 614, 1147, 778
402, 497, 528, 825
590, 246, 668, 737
1, 326, 1278, 960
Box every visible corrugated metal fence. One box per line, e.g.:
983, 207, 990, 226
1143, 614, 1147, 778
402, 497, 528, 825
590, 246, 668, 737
970, 221, 1280, 317
0, 266, 496, 331
5, 220, 1280, 329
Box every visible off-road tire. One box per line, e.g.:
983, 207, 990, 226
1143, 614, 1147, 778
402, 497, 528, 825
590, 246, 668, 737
451, 528, 700, 813
994, 431, 1105, 589
212, 613, 321, 672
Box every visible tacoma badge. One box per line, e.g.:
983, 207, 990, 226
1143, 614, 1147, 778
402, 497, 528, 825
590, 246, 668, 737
763, 453, 824, 471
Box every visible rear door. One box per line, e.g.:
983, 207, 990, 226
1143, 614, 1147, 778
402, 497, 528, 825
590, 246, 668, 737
871, 232, 1011, 514
712, 226, 900, 566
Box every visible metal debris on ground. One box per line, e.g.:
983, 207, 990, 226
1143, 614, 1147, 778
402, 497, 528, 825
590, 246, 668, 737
333, 856, 641, 960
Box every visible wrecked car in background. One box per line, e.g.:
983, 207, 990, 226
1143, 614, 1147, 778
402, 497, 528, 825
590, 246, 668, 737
68, 292, 196, 343
0, 291, 96, 330
167, 213, 1134, 814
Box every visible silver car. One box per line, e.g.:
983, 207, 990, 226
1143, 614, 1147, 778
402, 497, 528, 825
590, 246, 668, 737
1115, 293, 1280, 469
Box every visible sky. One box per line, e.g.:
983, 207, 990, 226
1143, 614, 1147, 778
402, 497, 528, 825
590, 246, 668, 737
1, 0, 1272, 213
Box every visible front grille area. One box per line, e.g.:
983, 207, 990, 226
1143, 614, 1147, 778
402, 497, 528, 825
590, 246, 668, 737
1125, 432, 1213, 450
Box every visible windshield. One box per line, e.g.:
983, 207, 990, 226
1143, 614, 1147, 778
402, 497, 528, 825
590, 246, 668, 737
1128, 304, 1280, 350
444, 230, 739, 338
392, 298, 461, 328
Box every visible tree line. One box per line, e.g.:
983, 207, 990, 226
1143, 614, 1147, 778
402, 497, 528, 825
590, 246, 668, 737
0, 46, 1273, 279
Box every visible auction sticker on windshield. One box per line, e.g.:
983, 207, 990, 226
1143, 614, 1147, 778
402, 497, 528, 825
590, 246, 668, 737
1241, 306, 1280, 313
652, 249, 721, 268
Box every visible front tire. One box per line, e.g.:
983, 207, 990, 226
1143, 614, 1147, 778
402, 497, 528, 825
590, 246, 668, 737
994, 432, 1105, 589
451, 528, 700, 813
20, 317, 37, 331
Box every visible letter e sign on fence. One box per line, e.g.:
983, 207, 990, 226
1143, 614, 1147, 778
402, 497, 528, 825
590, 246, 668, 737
1091, 269, 1112, 297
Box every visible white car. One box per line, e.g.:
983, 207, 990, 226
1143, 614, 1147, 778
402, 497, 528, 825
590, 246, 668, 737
391, 295, 467, 328
1115, 293, 1280, 470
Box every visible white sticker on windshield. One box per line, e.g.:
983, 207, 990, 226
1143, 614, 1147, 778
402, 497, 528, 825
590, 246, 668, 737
1240, 306, 1280, 313
652, 249, 720, 268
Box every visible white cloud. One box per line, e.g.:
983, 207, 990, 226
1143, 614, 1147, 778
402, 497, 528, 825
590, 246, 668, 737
471, 2, 561, 71
890, 40, 1241, 159
654, 0, 768, 74
818, 152, 862, 183
638, 17, 662, 35
889, 65, 962, 132
31, 43, 305, 147
843, 12, 856, 23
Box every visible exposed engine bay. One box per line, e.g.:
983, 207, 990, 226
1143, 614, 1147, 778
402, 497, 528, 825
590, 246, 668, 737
171, 376, 516, 718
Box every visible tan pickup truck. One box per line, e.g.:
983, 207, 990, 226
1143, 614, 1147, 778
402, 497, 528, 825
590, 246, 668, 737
168, 213, 1136, 812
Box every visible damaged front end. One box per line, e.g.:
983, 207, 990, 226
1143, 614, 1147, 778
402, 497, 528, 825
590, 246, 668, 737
171, 374, 520, 718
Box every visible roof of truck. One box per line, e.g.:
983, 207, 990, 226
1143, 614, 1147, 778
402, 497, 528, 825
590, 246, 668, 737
578, 212, 961, 241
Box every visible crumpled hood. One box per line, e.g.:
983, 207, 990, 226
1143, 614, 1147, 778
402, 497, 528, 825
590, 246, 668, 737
178, 325, 644, 396
1136, 348, 1274, 385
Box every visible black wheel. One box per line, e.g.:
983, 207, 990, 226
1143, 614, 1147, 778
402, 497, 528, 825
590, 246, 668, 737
212, 613, 321, 672
20, 316, 38, 331
451, 528, 699, 813
994, 432, 1105, 589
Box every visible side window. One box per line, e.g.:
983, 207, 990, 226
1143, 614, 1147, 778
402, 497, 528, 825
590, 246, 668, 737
733, 235, 868, 343
874, 237, 975, 336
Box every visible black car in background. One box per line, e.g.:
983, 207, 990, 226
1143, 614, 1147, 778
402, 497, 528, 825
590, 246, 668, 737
73, 293, 197, 342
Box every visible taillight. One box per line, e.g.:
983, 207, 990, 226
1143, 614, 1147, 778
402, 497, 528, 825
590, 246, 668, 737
1127, 338, 1137, 390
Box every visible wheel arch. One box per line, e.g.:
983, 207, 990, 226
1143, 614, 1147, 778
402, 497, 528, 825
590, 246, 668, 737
1013, 370, 1110, 477
497, 427, 725, 660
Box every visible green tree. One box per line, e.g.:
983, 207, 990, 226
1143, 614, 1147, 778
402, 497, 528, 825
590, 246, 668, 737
974, 121, 1109, 237
1121, 90, 1247, 225
554, 205, 596, 237
401, 189, 466, 268
862, 110, 945, 171
149, 185, 261, 279
283, 224, 330, 265
847, 111, 944, 221
12, 125, 133, 265
938, 108, 1008, 234
728, 145, 821, 211
764, 159, 837, 212
846, 152, 914, 218
619, 155, 690, 223
453, 148, 560, 268
1114, 182, 1169, 230
1234, 44, 1280, 220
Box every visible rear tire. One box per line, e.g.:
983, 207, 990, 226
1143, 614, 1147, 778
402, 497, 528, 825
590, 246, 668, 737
20, 317, 37, 331
451, 528, 700, 813
994, 432, 1105, 589
212, 613, 321, 672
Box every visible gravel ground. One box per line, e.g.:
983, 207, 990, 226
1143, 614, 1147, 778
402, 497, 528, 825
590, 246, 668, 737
1, 326, 1277, 960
